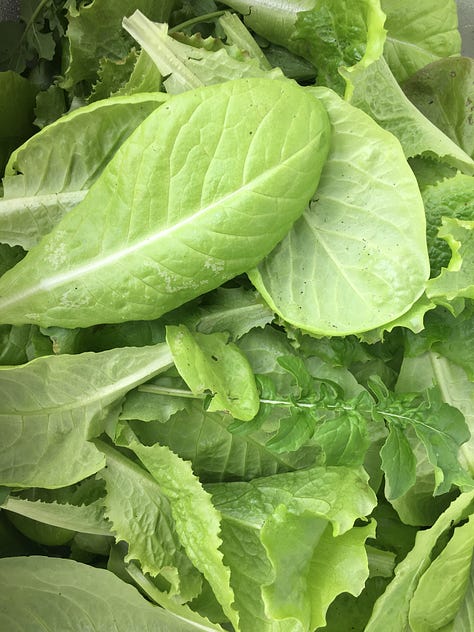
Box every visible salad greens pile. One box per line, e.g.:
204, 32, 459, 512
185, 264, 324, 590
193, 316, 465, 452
0, 1, 473, 630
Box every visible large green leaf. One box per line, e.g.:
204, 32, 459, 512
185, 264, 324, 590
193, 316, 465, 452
0, 343, 173, 487
0, 78, 330, 328
0, 93, 167, 249
382, 0, 461, 83
0, 556, 214, 631
250, 86, 429, 335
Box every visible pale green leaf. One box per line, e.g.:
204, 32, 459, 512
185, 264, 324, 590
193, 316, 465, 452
0, 78, 330, 328
343, 56, 474, 174
123, 11, 283, 95
128, 439, 239, 630
0, 556, 209, 632
3, 496, 110, 536
166, 325, 259, 421
0, 93, 167, 249
403, 57, 474, 159
382, 0, 461, 83
308, 521, 376, 630
409, 515, 474, 631
365, 491, 474, 631
0, 343, 173, 487
96, 440, 202, 601
427, 218, 474, 301
250, 85, 429, 335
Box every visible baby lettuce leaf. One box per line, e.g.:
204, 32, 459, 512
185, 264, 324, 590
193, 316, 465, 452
2, 495, 110, 536
408, 514, 474, 630
0, 92, 167, 249
403, 56, 474, 159
166, 324, 259, 421
96, 440, 202, 601
123, 434, 240, 629
381, 0, 461, 83
0, 78, 330, 328
427, 218, 474, 301
421, 173, 474, 276
222, 0, 386, 94
344, 56, 474, 174
250, 86, 429, 335
0, 556, 211, 632
208, 466, 376, 631
0, 343, 173, 488
127, 399, 317, 482
0, 70, 37, 176
365, 491, 474, 631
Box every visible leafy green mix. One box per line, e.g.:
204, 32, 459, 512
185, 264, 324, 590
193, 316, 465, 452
0, 1, 473, 630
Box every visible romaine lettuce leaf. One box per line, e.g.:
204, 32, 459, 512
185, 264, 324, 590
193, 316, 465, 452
250, 85, 429, 335
0, 78, 330, 328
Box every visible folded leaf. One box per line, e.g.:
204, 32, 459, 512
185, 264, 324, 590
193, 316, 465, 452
0, 78, 330, 328
0, 343, 173, 487
166, 324, 259, 421
250, 86, 429, 334
0, 93, 167, 249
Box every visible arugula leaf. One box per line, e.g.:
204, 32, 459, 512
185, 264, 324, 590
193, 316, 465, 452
0, 78, 330, 328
